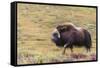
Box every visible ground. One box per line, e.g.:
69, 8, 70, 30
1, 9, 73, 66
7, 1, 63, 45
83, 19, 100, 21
17, 3, 97, 65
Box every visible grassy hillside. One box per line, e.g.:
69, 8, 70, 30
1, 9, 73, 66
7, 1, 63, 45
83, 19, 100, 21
17, 3, 97, 65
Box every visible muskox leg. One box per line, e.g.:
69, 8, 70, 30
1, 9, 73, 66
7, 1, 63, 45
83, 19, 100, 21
62, 43, 69, 55
62, 48, 66, 55
86, 46, 91, 52
70, 46, 73, 53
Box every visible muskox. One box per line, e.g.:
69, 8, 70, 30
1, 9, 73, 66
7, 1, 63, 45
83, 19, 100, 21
51, 23, 92, 54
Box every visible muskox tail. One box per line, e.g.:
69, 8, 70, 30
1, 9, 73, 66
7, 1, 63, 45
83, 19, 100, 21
84, 29, 92, 51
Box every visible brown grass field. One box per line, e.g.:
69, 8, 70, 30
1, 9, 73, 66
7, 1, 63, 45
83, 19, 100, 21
17, 3, 97, 65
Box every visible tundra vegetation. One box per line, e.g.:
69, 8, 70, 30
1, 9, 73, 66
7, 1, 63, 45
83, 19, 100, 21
17, 3, 97, 65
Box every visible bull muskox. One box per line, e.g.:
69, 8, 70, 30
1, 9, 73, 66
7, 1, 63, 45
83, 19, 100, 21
51, 23, 92, 54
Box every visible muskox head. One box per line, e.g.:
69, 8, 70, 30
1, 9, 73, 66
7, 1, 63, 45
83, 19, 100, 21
51, 23, 92, 54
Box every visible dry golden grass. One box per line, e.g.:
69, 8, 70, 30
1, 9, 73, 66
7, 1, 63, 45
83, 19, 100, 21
17, 3, 97, 65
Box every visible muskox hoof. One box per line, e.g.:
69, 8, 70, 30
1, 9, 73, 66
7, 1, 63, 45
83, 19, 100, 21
62, 51, 68, 56
86, 48, 91, 53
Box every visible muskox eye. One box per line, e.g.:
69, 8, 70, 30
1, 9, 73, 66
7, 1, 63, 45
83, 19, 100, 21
59, 28, 67, 32
57, 25, 67, 32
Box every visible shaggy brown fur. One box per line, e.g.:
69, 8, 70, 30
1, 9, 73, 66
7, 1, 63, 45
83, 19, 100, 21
52, 23, 92, 54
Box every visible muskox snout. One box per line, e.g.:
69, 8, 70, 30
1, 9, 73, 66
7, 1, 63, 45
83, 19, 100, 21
51, 28, 62, 46
51, 29, 60, 39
